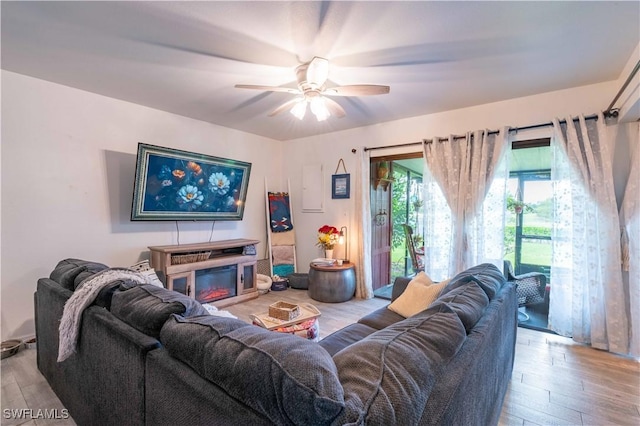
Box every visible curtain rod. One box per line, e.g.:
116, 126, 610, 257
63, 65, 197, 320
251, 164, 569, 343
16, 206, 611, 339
363, 113, 607, 152
365, 58, 639, 153
605, 59, 640, 114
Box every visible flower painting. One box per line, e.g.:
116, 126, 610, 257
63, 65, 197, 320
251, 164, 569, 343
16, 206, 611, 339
131, 143, 252, 221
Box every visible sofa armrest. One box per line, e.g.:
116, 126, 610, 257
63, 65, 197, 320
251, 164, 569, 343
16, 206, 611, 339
391, 276, 412, 302
35, 278, 73, 376
36, 277, 162, 426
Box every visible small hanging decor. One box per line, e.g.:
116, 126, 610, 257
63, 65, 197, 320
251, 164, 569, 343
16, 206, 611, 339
332, 159, 350, 199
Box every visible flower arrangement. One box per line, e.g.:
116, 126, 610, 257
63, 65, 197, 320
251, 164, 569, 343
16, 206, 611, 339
316, 225, 340, 250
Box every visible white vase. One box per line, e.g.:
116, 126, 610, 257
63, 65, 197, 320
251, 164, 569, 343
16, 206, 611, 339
325, 249, 334, 259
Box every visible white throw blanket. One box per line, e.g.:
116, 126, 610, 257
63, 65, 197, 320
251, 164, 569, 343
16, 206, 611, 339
57, 268, 149, 362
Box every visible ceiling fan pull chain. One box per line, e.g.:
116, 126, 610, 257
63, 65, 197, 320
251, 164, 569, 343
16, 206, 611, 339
335, 158, 348, 174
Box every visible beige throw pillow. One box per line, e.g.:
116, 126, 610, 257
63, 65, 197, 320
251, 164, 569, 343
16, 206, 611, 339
408, 271, 433, 286
388, 274, 450, 318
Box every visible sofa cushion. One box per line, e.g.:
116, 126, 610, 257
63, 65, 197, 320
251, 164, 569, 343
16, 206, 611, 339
387, 275, 449, 318
391, 276, 412, 302
92, 280, 127, 309
358, 306, 405, 330
49, 259, 109, 291
319, 323, 379, 356
441, 263, 504, 300
110, 284, 208, 338
160, 315, 345, 425
160, 314, 252, 371
73, 263, 112, 290
333, 303, 467, 425
435, 280, 489, 333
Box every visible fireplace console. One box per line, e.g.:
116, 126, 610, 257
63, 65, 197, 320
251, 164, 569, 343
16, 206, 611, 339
148, 238, 260, 308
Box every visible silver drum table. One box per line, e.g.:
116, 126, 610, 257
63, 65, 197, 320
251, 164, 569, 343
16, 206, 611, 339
308, 263, 356, 303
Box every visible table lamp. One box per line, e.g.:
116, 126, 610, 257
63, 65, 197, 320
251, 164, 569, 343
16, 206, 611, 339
339, 226, 350, 263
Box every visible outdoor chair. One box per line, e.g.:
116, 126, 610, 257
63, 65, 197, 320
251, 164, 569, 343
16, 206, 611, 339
503, 260, 547, 322
402, 224, 424, 275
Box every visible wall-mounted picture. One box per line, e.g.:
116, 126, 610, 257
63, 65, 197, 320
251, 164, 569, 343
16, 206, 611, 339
332, 173, 350, 199
131, 143, 252, 221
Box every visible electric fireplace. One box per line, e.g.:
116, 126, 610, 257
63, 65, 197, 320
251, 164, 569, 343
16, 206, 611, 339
148, 239, 260, 308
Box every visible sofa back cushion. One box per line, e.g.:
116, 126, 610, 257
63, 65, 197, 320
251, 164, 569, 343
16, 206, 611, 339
93, 280, 128, 309
49, 258, 109, 291
435, 280, 489, 333
318, 323, 379, 357
160, 315, 345, 425
391, 276, 412, 301
110, 284, 208, 338
332, 304, 467, 425
441, 263, 504, 300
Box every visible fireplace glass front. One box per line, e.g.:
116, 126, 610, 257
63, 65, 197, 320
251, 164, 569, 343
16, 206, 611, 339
195, 265, 237, 303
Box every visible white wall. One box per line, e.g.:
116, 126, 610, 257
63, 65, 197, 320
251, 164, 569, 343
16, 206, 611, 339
3, 69, 635, 340
1, 71, 284, 339
283, 80, 632, 269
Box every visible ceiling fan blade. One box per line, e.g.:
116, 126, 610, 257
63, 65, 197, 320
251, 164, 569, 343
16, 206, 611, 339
306, 57, 329, 87
268, 98, 302, 117
323, 85, 390, 96
235, 85, 300, 95
323, 97, 346, 118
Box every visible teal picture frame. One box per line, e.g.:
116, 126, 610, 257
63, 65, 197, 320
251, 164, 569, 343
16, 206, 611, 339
332, 174, 350, 199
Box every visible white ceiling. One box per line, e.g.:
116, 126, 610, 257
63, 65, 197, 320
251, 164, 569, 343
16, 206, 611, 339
2, 1, 638, 141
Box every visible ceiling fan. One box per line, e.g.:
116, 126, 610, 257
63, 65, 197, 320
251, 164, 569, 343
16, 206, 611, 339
235, 57, 390, 121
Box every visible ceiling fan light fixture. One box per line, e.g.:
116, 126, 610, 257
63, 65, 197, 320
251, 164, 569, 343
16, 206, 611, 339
305, 57, 329, 88
310, 96, 330, 121
290, 99, 307, 120
235, 57, 388, 121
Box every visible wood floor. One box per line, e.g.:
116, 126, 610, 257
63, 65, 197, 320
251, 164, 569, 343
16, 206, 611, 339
1, 288, 638, 425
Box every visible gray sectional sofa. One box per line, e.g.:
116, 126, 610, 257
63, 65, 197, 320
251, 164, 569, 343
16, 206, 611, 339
35, 259, 516, 425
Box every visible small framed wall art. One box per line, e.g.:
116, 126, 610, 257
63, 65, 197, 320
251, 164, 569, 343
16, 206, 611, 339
331, 159, 350, 199
332, 174, 350, 199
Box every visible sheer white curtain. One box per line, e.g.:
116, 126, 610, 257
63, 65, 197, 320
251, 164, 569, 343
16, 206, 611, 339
549, 113, 628, 354
620, 123, 639, 357
421, 128, 510, 280
355, 147, 374, 299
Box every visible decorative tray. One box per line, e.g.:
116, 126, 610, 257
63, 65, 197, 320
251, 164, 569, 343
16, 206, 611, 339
250, 303, 321, 330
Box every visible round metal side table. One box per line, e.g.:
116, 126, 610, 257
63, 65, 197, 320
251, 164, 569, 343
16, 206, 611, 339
308, 263, 356, 303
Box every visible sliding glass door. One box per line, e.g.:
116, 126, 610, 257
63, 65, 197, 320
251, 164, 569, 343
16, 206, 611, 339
505, 171, 552, 279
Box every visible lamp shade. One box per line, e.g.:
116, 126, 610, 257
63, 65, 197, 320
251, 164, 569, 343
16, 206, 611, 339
310, 97, 329, 121
290, 99, 307, 120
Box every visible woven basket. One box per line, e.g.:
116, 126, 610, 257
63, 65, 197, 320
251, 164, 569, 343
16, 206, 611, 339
269, 301, 300, 321
171, 251, 211, 265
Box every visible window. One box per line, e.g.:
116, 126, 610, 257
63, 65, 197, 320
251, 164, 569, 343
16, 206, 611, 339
505, 139, 552, 280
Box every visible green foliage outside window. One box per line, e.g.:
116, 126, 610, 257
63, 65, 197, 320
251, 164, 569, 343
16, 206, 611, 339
391, 168, 409, 251
390, 164, 424, 278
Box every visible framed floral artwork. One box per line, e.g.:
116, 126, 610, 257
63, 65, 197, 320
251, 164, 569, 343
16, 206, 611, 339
131, 143, 252, 221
